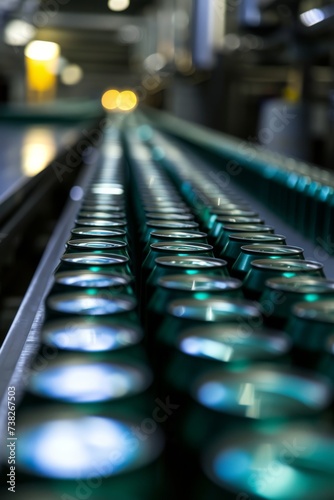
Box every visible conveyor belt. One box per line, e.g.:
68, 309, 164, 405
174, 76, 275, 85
0, 112, 334, 500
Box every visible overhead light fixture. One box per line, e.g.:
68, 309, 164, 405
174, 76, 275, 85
4, 19, 36, 46
300, 8, 325, 27
108, 0, 130, 12
25, 40, 60, 61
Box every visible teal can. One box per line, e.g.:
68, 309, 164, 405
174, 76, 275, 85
232, 244, 304, 280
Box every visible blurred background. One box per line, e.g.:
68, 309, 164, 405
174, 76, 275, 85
0, 0, 333, 165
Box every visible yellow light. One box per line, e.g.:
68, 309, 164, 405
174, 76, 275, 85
117, 90, 138, 111
108, 0, 130, 12
101, 89, 120, 110
22, 128, 56, 177
24, 40, 60, 101
24, 40, 60, 61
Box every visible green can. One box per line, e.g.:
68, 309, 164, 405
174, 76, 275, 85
220, 233, 286, 267
210, 217, 264, 240
56, 253, 132, 276
286, 299, 334, 368
8, 408, 165, 499
182, 364, 333, 450
259, 277, 334, 328
51, 271, 134, 296
232, 244, 304, 280
143, 230, 208, 255
45, 292, 138, 322
146, 275, 243, 341
243, 259, 325, 300
142, 242, 214, 283
22, 353, 153, 414
157, 297, 262, 347
163, 325, 291, 393
215, 224, 275, 254
141, 221, 199, 243
41, 317, 143, 355
146, 256, 229, 303
200, 425, 334, 500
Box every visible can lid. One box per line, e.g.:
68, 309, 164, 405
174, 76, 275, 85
192, 364, 332, 418
251, 259, 323, 272
146, 213, 195, 221
223, 224, 274, 232
150, 242, 213, 253
168, 297, 261, 322
158, 275, 242, 292
78, 211, 126, 219
47, 293, 136, 316
27, 357, 152, 402
229, 233, 286, 242
75, 219, 127, 228
144, 206, 190, 213
54, 271, 131, 289
240, 244, 304, 256
203, 426, 334, 500
151, 230, 207, 239
15, 411, 164, 479
80, 205, 125, 212
60, 253, 129, 266
215, 211, 258, 218
42, 318, 142, 351
67, 239, 127, 250
265, 277, 334, 294
71, 228, 127, 238
293, 299, 334, 324
216, 217, 263, 224
146, 221, 199, 229
156, 256, 227, 269
178, 325, 291, 362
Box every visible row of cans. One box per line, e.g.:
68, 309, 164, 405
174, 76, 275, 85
1, 127, 166, 499
121, 119, 334, 499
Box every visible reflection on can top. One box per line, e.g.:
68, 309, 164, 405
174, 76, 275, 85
27, 358, 152, 402
240, 244, 303, 255
146, 221, 199, 229
229, 233, 286, 242
293, 299, 334, 323
71, 228, 127, 238
42, 318, 142, 352
158, 275, 242, 292
75, 219, 127, 228
178, 325, 290, 362
47, 293, 136, 316
150, 230, 207, 240
265, 277, 334, 294
193, 364, 332, 417
251, 259, 323, 272
151, 242, 213, 253
54, 271, 131, 289
156, 256, 227, 269
203, 426, 334, 500
16, 412, 164, 479
60, 253, 129, 266
67, 239, 127, 250
168, 298, 261, 322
